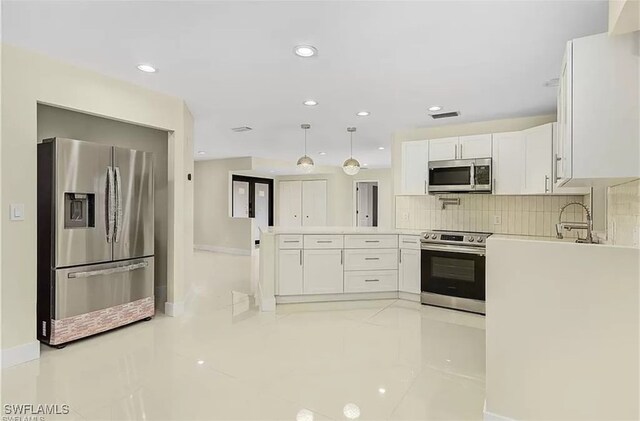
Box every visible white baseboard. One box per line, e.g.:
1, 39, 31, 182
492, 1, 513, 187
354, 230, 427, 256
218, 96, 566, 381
260, 295, 276, 311
164, 301, 184, 317
276, 291, 399, 304
194, 244, 251, 256
398, 291, 421, 302
483, 400, 516, 421
1, 341, 40, 368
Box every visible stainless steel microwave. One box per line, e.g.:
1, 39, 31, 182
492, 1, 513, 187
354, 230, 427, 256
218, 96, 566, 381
428, 158, 492, 193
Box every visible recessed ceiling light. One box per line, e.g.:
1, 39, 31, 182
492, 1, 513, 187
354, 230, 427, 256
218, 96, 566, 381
428, 105, 442, 112
356, 111, 370, 117
197, 360, 204, 365
137, 64, 157, 73
319, 152, 327, 156
378, 146, 385, 150
294, 45, 317, 58
303, 100, 318, 106
197, 151, 205, 155
378, 388, 386, 395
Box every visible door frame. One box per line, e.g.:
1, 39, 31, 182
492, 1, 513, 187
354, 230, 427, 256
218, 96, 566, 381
230, 174, 274, 224
352, 179, 379, 227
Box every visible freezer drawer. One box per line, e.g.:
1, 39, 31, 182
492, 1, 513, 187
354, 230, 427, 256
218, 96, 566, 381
55, 257, 154, 319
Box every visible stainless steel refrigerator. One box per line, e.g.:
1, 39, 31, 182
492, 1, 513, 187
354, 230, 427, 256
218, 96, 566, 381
37, 138, 155, 347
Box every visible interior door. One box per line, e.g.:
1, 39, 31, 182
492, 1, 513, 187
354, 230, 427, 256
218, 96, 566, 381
113, 147, 154, 260
55, 138, 113, 267
278, 181, 302, 226
302, 180, 327, 226
254, 182, 270, 242
232, 180, 250, 218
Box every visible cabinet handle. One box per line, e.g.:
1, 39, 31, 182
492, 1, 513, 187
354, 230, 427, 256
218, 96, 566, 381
365, 279, 380, 282
459, 144, 463, 158
554, 154, 561, 183
492, 178, 496, 193
317, 240, 332, 243
402, 240, 414, 244
299, 250, 302, 266
455, 144, 458, 159
544, 175, 549, 193
399, 249, 402, 263
284, 240, 299, 243
364, 240, 380, 243
340, 249, 343, 265
364, 257, 380, 260
424, 180, 427, 194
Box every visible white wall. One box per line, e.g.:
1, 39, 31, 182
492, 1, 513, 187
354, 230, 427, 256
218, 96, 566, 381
486, 237, 639, 420
1, 44, 193, 364
193, 157, 254, 254
36, 104, 170, 309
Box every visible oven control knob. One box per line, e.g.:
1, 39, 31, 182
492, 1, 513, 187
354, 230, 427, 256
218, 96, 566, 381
431, 234, 437, 239
477, 237, 484, 243
468, 237, 475, 242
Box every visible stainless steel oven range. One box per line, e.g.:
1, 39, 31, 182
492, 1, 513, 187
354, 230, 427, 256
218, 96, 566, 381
420, 230, 491, 315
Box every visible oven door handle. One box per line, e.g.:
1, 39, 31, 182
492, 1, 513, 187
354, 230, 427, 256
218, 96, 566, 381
421, 244, 485, 256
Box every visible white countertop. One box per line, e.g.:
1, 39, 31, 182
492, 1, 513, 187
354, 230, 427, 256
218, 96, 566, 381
260, 226, 424, 235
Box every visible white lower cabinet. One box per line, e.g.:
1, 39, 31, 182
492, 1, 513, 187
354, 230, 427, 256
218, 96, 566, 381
399, 248, 421, 294
303, 249, 344, 294
344, 270, 398, 293
277, 249, 303, 295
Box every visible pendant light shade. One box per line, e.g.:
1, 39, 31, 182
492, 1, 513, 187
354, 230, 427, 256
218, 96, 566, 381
297, 124, 314, 173
342, 127, 360, 175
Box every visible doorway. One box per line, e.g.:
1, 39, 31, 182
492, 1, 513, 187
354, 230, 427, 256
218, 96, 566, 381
355, 181, 379, 227
231, 175, 274, 245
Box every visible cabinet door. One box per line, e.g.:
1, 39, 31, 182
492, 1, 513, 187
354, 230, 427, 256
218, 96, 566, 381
459, 134, 492, 159
556, 43, 573, 185
303, 249, 344, 294
278, 181, 302, 226
400, 140, 429, 195
277, 249, 303, 295
399, 248, 420, 294
522, 124, 553, 194
302, 180, 327, 226
551, 123, 589, 194
492, 131, 524, 195
429, 137, 459, 161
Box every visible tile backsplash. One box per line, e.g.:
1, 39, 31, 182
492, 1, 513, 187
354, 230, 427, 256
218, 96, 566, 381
396, 194, 587, 238
608, 179, 640, 247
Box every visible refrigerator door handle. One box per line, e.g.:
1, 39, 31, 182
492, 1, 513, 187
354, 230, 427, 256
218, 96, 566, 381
105, 166, 116, 243
67, 261, 149, 279
114, 166, 123, 243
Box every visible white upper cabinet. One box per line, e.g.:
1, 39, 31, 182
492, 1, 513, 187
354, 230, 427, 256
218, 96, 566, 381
459, 134, 492, 159
522, 124, 553, 195
551, 123, 590, 195
278, 180, 302, 226
302, 180, 327, 226
429, 137, 459, 161
429, 135, 491, 161
557, 32, 639, 187
400, 140, 429, 195
492, 131, 524, 195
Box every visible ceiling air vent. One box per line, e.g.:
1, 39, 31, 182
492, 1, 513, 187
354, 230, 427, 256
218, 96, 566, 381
429, 111, 460, 120
231, 126, 252, 132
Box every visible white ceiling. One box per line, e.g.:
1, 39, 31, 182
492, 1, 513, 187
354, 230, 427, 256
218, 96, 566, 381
3, 1, 607, 168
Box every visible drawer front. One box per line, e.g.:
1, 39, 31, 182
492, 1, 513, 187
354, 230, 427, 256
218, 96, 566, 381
304, 235, 344, 249
278, 235, 303, 249
344, 235, 398, 249
344, 249, 398, 271
344, 270, 398, 293
399, 235, 420, 250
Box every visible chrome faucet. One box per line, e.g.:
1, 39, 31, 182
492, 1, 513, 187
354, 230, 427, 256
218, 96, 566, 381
556, 202, 596, 244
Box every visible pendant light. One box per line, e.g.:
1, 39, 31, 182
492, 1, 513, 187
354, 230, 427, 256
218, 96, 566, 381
342, 127, 360, 175
296, 123, 314, 173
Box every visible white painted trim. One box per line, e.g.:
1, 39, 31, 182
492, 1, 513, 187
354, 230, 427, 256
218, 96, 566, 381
1, 341, 40, 368
276, 291, 398, 304
398, 291, 421, 302
194, 244, 251, 256
483, 400, 516, 421
164, 301, 185, 317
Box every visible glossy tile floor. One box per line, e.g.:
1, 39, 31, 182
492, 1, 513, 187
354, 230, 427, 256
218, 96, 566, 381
1, 251, 486, 420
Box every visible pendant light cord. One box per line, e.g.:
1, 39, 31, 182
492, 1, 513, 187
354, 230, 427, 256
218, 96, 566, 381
304, 128, 308, 157
350, 131, 353, 158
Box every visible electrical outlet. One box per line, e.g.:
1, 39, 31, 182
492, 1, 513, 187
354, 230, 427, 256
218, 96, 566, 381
400, 211, 409, 222
493, 215, 502, 225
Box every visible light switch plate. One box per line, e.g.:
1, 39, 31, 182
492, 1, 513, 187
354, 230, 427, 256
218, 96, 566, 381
493, 215, 502, 225
10, 204, 25, 221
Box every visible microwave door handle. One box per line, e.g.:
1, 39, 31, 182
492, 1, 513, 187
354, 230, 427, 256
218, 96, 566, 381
470, 162, 475, 187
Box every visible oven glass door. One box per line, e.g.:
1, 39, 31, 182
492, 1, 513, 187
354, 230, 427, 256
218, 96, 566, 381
429, 166, 471, 188
421, 247, 485, 301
